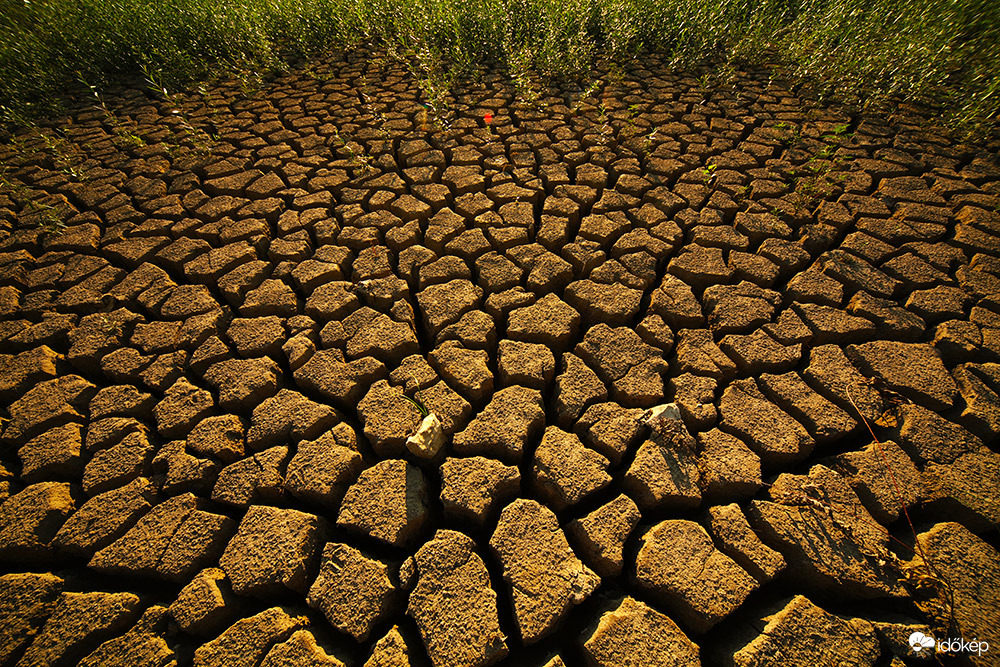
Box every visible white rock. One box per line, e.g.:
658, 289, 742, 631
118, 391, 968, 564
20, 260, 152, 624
406, 413, 445, 458
642, 403, 683, 426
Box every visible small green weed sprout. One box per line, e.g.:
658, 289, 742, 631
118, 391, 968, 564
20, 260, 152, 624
402, 394, 429, 418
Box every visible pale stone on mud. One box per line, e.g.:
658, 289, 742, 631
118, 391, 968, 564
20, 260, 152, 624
5, 52, 998, 667
405, 413, 446, 458
358, 380, 423, 458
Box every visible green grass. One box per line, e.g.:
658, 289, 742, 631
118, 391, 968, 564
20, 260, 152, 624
1, 0, 998, 135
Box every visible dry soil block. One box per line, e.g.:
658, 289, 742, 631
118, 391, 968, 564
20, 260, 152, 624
532, 426, 611, 510
913, 522, 1000, 666
452, 386, 545, 462
845, 341, 958, 411
337, 459, 429, 547
405, 529, 509, 667
193, 607, 308, 667
583, 597, 700, 667
0, 482, 76, 562
219, 505, 324, 596
634, 519, 758, 633
90, 493, 234, 582
307, 542, 396, 642
440, 456, 520, 524
568, 494, 641, 578
728, 596, 879, 667
490, 499, 600, 644
719, 379, 814, 466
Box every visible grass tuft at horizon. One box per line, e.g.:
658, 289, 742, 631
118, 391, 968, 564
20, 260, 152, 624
1, 0, 998, 136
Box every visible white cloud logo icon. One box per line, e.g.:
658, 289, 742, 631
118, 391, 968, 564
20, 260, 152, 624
909, 632, 935, 652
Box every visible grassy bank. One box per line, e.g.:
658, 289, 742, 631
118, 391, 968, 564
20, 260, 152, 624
1, 0, 998, 134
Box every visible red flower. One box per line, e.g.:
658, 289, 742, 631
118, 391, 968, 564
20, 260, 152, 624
484, 112, 493, 124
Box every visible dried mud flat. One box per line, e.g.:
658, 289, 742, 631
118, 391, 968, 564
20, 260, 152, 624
1, 48, 1000, 667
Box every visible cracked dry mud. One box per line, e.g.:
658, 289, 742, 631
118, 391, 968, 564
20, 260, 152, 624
1, 48, 1000, 667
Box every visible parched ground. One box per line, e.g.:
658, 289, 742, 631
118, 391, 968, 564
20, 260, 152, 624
1, 48, 1000, 667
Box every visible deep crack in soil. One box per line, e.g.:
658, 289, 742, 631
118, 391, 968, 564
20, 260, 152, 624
1, 47, 1000, 667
